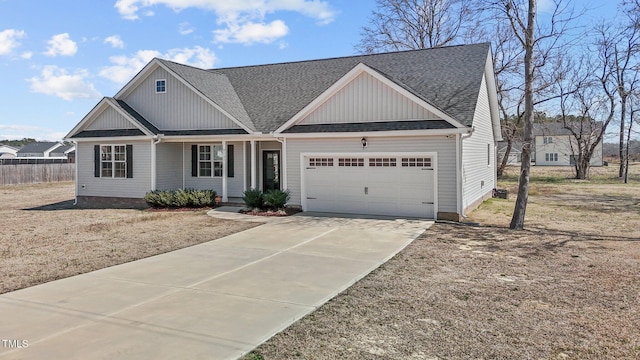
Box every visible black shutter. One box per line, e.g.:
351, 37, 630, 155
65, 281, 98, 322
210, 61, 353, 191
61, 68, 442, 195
126, 145, 133, 178
94, 145, 100, 177
227, 144, 234, 178
191, 145, 198, 177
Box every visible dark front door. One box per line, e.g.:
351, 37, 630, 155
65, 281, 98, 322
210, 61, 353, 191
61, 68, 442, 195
262, 151, 280, 191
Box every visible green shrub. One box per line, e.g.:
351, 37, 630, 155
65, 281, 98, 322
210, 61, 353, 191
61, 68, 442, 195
242, 188, 264, 209
143, 189, 217, 208
264, 189, 290, 209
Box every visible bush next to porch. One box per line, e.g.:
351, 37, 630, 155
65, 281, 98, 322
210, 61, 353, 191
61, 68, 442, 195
144, 189, 217, 208
242, 189, 290, 210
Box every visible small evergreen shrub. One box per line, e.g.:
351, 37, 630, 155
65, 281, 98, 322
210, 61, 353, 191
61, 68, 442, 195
264, 189, 290, 210
144, 189, 216, 208
242, 188, 264, 209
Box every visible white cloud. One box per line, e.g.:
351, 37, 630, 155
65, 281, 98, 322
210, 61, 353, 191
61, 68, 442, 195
0, 29, 26, 55
28, 65, 101, 101
104, 35, 125, 48
114, 0, 335, 44
0, 125, 68, 142
21, 51, 33, 59
179, 22, 194, 35
44, 33, 77, 57
213, 20, 288, 45
99, 46, 216, 84
99, 49, 161, 84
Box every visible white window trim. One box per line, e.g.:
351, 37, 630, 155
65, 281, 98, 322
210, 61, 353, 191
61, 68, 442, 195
155, 79, 166, 94
197, 144, 223, 178
100, 144, 127, 179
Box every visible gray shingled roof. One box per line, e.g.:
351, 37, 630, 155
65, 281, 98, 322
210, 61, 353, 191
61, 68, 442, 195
533, 122, 603, 136
158, 60, 256, 131
50, 145, 74, 155
213, 43, 491, 132
283, 120, 455, 133
113, 99, 160, 134
17, 142, 59, 154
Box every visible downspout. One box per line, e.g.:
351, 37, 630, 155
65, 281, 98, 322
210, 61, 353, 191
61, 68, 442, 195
274, 137, 287, 190
457, 129, 474, 219
73, 140, 78, 206
151, 135, 163, 191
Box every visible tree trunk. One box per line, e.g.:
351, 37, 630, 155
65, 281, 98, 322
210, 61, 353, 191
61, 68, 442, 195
619, 96, 626, 178
497, 139, 513, 178
510, 0, 536, 230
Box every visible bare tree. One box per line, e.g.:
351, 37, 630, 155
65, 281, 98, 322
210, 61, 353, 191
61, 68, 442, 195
486, 0, 579, 230
356, 0, 476, 53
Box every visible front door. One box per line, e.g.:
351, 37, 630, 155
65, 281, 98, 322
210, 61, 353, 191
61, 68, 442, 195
262, 151, 280, 191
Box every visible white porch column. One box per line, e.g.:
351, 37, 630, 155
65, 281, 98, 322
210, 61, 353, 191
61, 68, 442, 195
281, 138, 287, 190
243, 141, 247, 192
250, 140, 257, 189
222, 140, 228, 202
150, 140, 157, 191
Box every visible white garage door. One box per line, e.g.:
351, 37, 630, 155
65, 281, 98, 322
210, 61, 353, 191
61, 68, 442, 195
303, 154, 436, 218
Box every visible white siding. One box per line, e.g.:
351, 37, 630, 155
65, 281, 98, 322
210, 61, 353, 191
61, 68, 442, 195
182, 142, 245, 197
286, 136, 457, 213
462, 74, 496, 210
122, 67, 241, 131
299, 72, 441, 124
85, 107, 136, 130
535, 136, 604, 166
156, 142, 183, 190
76, 141, 152, 198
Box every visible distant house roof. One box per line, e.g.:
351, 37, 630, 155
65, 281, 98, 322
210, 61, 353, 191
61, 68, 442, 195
17, 142, 60, 155
50, 145, 75, 156
533, 122, 603, 136
156, 43, 492, 133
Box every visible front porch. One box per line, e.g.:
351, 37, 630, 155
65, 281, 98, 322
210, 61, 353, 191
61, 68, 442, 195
153, 138, 285, 203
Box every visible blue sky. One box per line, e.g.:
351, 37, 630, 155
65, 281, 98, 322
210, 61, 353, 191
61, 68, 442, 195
0, 0, 619, 141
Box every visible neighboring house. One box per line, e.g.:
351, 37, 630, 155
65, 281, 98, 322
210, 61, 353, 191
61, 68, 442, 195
533, 123, 603, 166
17, 142, 71, 158
65, 43, 501, 220
0, 144, 19, 159
497, 141, 523, 165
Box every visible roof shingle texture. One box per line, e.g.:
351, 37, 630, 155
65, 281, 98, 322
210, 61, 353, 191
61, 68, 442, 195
159, 43, 490, 133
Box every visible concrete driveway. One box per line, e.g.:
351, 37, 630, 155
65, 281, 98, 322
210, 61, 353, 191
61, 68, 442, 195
0, 211, 432, 360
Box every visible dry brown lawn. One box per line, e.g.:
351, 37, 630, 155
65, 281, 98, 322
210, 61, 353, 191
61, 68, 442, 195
245, 164, 640, 360
0, 182, 256, 294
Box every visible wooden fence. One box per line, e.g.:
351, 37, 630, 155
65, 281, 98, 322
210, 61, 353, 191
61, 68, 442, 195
0, 164, 75, 185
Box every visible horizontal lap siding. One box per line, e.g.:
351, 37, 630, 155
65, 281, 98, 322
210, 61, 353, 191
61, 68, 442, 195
156, 143, 183, 190
77, 141, 151, 198
123, 67, 241, 131
462, 74, 495, 209
535, 137, 603, 166
86, 107, 135, 130
300, 72, 440, 124
182, 142, 245, 197
286, 136, 457, 212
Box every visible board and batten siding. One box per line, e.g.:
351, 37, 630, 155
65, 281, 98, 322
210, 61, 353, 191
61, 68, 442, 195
299, 72, 442, 125
156, 142, 184, 190
122, 67, 241, 131
182, 142, 245, 197
285, 136, 458, 213
85, 107, 136, 131
461, 74, 496, 210
76, 141, 152, 198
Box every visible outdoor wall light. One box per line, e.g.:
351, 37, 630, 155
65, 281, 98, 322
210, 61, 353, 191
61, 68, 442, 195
361, 137, 368, 148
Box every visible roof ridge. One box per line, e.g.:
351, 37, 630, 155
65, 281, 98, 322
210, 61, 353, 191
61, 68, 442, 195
209, 42, 491, 71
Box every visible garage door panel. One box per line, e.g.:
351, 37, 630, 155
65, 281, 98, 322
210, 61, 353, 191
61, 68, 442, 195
303, 154, 435, 218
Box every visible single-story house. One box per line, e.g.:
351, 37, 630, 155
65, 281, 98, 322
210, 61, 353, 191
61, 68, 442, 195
16, 142, 75, 159
65, 43, 501, 220
533, 122, 603, 166
0, 144, 19, 159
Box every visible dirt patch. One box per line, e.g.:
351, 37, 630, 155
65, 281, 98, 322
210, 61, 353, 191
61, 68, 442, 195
0, 182, 257, 294
245, 166, 640, 359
